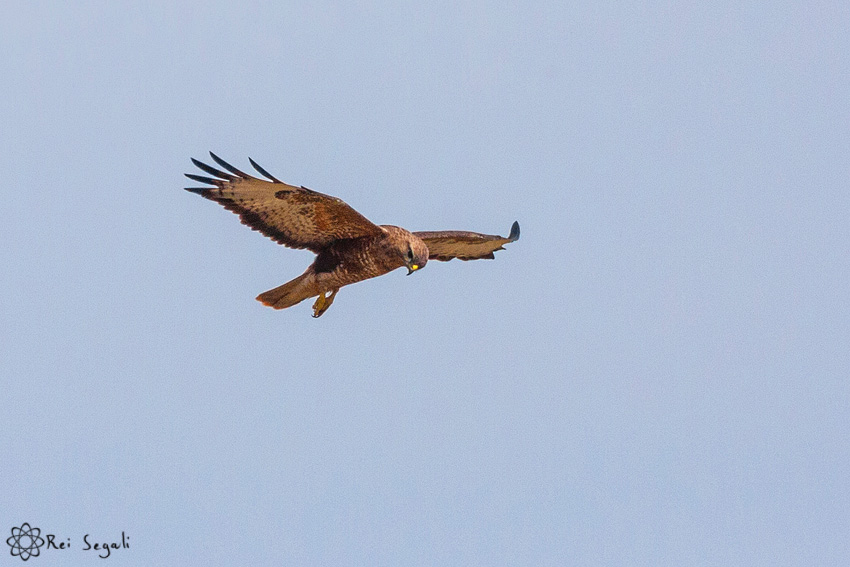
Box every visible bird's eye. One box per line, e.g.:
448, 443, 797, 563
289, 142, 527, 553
406, 247, 414, 261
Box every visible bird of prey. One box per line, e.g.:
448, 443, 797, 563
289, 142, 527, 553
185, 153, 520, 317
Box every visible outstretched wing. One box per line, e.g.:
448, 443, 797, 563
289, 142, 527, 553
414, 221, 520, 261
185, 153, 382, 253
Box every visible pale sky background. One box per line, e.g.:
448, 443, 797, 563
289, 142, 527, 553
2, 2, 849, 565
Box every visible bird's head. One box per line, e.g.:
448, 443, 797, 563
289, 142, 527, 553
402, 234, 429, 275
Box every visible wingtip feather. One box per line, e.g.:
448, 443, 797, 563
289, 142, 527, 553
184, 173, 221, 185
190, 157, 236, 181
508, 221, 520, 241
249, 157, 282, 183
209, 152, 254, 179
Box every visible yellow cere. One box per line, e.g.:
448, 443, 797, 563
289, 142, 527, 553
411, 265, 419, 270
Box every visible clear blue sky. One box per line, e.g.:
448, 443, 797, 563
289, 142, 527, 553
2, 2, 848, 565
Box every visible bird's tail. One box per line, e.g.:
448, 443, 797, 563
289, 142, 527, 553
256, 272, 319, 310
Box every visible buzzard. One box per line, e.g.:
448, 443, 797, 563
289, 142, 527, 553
185, 153, 520, 317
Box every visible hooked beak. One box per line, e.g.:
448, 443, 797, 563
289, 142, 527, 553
406, 264, 419, 275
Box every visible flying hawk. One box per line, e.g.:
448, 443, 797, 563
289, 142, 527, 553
185, 153, 520, 317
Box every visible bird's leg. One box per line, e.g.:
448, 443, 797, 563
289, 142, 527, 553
312, 288, 339, 318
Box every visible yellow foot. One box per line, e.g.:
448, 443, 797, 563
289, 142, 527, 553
312, 288, 338, 318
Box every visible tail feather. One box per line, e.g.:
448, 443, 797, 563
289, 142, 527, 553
256, 272, 318, 310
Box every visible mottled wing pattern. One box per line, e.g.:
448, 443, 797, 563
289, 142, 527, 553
414, 221, 520, 261
185, 153, 382, 252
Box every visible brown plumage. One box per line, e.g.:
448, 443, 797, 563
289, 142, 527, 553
185, 153, 520, 317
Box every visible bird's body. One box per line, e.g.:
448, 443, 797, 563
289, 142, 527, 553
312, 225, 428, 283
185, 153, 519, 317
256, 225, 429, 314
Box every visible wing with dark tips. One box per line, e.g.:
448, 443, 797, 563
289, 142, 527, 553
184, 154, 382, 252
414, 221, 520, 261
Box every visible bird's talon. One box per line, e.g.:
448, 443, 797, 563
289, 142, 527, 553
311, 289, 338, 318
311, 295, 325, 318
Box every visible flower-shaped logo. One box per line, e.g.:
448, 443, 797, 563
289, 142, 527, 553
7, 524, 45, 561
